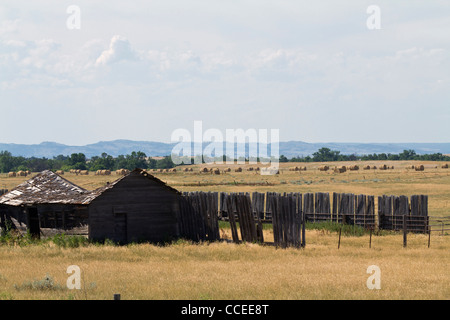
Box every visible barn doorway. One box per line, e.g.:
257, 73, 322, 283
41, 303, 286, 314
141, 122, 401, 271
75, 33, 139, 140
27, 207, 40, 239
113, 212, 127, 244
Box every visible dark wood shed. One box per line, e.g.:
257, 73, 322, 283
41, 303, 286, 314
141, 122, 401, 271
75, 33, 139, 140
84, 168, 182, 244
0, 168, 183, 244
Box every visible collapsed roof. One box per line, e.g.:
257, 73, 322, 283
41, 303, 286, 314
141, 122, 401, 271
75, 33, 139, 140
0, 170, 89, 206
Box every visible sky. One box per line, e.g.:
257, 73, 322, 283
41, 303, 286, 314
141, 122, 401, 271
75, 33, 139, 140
0, 0, 449, 145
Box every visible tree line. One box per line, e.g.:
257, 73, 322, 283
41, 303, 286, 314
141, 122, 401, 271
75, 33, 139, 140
1, 148, 448, 173
0, 151, 175, 173
280, 148, 450, 163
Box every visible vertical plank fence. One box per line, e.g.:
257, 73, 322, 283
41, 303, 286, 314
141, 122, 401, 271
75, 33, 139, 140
270, 193, 303, 248
179, 191, 219, 242
178, 191, 431, 247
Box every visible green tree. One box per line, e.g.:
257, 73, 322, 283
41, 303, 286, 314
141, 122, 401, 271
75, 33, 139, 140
156, 156, 175, 169
124, 151, 148, 170
312, 148, 340, 162
399, 149, 416, 160
89, 153, 115, 171
0, 151, 15, 173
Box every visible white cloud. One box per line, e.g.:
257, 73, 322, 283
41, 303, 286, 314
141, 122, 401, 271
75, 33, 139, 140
0, 19, 19, 35
95, 35, 137, 66
0, 1, 449, 144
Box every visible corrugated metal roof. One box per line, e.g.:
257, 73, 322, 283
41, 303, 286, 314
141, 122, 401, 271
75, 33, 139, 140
0, 168, 180, 207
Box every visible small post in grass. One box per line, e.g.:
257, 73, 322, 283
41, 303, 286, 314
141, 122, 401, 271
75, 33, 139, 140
338, 226, 342, 249
369, 228, 372, 249
114, 293, 121, 300
403, 214, 407, 248
301, 211, 306, 248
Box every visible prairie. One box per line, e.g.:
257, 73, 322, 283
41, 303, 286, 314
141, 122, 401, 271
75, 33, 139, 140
0, 160, 448, 300
0, 230, 448, 300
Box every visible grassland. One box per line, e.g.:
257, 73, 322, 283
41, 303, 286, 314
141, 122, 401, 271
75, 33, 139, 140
0, 230, 448, 300
0, 160, 449, 300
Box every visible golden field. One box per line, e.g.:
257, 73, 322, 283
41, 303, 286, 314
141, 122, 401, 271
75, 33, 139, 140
0, 230, 448, 300
0, 160, 449, 300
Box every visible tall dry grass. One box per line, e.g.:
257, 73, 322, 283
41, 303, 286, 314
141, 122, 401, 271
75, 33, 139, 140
0, 230, 448, 300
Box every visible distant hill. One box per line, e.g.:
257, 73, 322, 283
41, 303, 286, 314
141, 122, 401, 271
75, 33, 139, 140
0, 140, 450, 158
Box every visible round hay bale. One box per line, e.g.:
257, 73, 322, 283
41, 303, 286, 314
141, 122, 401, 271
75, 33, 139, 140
334, 166, 346, 173
415, 164, 425, 171
17, 170, 27, 177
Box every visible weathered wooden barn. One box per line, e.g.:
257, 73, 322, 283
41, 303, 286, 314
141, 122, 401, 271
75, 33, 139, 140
0, 170, 90, 238
84, 168, 181, 244
0, 168, 182, 244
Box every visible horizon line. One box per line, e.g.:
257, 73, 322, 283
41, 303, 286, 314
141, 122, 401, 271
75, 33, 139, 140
1, 139, 450, 146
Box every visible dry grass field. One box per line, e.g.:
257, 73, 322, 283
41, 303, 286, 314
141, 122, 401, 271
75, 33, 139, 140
0, 160, 449, 300
0, 230, 448, 300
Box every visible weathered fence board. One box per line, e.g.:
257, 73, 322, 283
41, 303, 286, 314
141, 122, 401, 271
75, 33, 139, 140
223, 193, 239, 243
180, 192, 219, 241
179, 191, 430, 246
270, 193, 302, 248
377, 194, 429, 232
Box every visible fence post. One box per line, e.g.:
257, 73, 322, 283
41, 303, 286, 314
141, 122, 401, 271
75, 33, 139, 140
301, 208, 306, 248
338, 226, 342, 249
403, 214, 407, 248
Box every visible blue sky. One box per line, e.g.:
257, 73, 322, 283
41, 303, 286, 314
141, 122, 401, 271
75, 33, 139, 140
0, 1, 449, 145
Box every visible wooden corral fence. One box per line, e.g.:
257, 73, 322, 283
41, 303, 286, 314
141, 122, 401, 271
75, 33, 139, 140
268, 192, 304, 248
427, 215, 450, 236
178, 191, 220, 242
378, 195, 429, 233
179, 191, 431, 247
180, 191, 304, 248
332, 193, 376, 229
